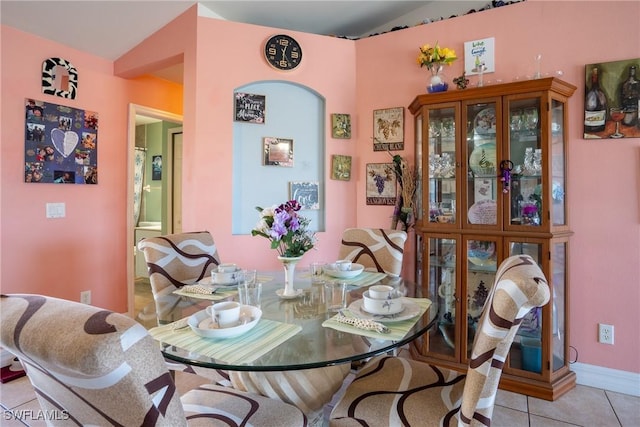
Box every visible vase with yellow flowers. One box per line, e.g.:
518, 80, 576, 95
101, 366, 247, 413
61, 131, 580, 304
417, 42, 457, 93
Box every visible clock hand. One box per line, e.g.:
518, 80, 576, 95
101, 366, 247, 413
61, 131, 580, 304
281, 46, 288, 60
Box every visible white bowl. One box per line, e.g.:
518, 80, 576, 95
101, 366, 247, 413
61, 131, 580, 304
362, 290, 403, 315
324, 263, 364, 279
188, 306, 261, 339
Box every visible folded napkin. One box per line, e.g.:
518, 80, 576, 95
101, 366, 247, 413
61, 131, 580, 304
149, 318, 302, 364
173, 286, 237, 301
322, 298, 432, 340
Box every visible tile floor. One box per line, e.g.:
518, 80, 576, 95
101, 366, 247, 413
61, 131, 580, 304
1, 280, 638, 426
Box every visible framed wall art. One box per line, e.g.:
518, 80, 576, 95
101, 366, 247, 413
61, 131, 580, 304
464, 37, 495, 75
290, 181, 320, 210
331, 155, 352, 181
235, 92, 266, 123
584, 58, 639, 139
24, 98, 98, 184
366, 163, 396, 205
41, 57, 78, 99
263, 137, 293, 167
152, 155, 162, 180
331, 113, 351, 138
373, 107, 404, 151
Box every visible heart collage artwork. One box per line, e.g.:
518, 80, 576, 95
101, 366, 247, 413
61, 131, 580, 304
24, 98, 98, 184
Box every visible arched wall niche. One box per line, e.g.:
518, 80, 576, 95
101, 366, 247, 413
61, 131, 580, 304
232, 80, 325, 235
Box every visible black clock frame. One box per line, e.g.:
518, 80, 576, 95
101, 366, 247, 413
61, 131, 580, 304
264, 34, 302, 71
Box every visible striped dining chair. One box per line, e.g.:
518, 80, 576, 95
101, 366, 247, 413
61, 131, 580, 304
137, 231, 221, 322
329, 254, 550, 427
337, 228, 408, 276
137, 231, 229, 383
0, 294, 307, 426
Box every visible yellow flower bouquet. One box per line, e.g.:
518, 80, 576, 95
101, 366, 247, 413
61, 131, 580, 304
416, 42, 457, 70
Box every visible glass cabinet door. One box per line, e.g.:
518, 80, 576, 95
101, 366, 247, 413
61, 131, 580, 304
550, 99, 567, 227
464, 236, 500, 361
427, 106, 457, 226
464, 101, 499, 228
506, 97, 543, 228
549, 239, 568, 373
423, 236, 458, 361
506, 240, 545, 374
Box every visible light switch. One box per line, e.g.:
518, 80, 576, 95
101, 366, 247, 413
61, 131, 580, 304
46, 202, 65, 218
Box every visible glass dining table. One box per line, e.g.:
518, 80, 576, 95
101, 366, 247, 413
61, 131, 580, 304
151, 270, 437, 425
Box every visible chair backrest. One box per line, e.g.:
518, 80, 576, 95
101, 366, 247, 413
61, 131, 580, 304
337, 228, 407, 276
459, 254, 550, 426
137, 231, 220, 322
0, 294, 187, 426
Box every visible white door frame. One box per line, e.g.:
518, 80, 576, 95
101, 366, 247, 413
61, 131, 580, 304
126, 104, 182, 318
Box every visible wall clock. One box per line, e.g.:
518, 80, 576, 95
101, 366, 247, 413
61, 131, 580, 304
264, 34, 302, 71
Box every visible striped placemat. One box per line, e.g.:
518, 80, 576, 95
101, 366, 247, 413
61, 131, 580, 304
322, 298, 432, 341
149, 318, 301, 364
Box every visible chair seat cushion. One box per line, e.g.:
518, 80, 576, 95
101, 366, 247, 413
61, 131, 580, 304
181, 383, 306, 426
330, 356, 466, 427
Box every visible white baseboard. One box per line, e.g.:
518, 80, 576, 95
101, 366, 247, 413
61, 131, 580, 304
572, 362, 640, 397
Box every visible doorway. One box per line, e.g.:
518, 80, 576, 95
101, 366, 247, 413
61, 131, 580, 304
127, 104, 183, 321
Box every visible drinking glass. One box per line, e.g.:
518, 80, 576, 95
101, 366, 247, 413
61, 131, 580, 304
324, 282, 347, 313
609, 107, 625, 138
238, 282, 262, 308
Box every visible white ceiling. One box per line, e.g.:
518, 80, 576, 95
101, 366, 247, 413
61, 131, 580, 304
1, 1, 490, 60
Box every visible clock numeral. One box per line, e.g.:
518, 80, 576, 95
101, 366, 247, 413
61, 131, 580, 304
290, 51, 299, 60
267, 47, 277, 56
278, 60, 289, 68
278, 39, 290, 47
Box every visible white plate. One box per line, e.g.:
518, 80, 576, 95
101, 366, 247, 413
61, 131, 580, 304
348, 298, 421, 323
474, 107, 496, 135
468, 199, 497, 225
324, 263, 365, 279
199, 276, 238, 288
469, 143, 496, 176
188, 306, 261, 339
276, 289, 303, 299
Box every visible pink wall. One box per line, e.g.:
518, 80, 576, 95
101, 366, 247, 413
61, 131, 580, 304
2, 2, 638, 374
0, 27, 182, 310
352, 1, 640, 374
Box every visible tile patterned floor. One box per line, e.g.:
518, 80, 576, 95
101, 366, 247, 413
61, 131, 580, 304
2, 281, 639, 426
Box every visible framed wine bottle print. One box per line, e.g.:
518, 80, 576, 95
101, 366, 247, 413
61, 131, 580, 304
584, 58, 640, 139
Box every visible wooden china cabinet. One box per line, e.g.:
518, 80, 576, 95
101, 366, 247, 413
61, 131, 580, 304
410, 78, 576, 400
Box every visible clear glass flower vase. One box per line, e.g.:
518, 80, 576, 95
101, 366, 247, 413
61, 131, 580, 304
427, 64, 449, 93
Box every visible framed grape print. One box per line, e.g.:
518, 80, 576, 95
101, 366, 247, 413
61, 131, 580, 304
366, 163, 396, 205
584, 58, 640, 139
263, 137, 293, 167
373, 107, 404, 151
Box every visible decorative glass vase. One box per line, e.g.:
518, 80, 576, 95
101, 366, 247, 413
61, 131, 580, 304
427, 64, 448, 93
278, 255, 304, 296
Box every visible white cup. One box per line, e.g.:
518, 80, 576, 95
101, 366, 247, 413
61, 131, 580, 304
206, 301, 241, 328
335, 259, 352, 271
218, 263, 238, 273
368, 285, 396, 300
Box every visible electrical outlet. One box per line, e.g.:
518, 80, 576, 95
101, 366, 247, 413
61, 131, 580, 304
598, 323, 614, 344
80, 290, 91, 305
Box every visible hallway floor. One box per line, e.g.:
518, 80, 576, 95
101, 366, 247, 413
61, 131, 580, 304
1, 280, 638, 426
